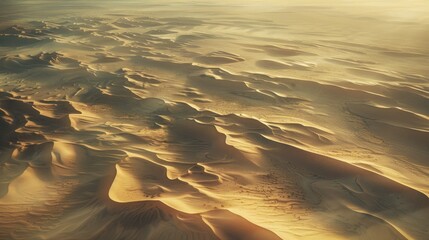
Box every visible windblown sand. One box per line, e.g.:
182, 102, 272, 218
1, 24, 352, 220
0, 0, 428, 239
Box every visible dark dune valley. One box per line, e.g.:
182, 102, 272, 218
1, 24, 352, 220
0, 0, 428, 239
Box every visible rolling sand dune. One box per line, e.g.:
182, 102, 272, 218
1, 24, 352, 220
0, 0, 428, 239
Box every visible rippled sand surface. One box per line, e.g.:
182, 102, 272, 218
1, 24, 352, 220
1, 1, 428, 239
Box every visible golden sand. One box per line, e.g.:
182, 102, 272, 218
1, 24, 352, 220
0, 1, 428, 239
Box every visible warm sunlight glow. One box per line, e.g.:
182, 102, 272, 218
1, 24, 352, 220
0, 1, 428, 239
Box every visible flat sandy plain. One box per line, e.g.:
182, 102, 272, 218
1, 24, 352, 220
0, 0, 428, 239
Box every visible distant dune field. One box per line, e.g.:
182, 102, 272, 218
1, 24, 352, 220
0, 1, 428, 239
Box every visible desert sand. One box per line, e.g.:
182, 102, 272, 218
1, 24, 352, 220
0, 0, 428, 239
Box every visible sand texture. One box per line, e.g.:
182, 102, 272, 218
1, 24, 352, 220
0, 0, 428, 239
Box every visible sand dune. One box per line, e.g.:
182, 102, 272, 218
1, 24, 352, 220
0, 0, 428, 239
